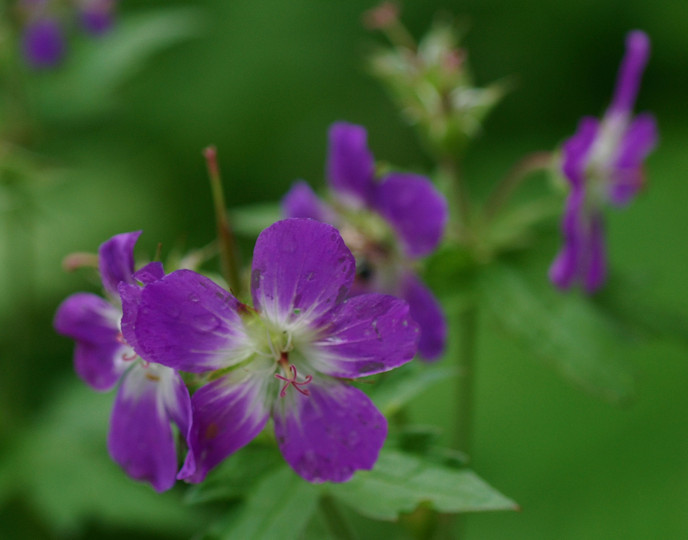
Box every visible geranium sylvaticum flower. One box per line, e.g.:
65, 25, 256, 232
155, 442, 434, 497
120, 219, 419, 483
550, 30, 658, 292
283, 122, 447, 360
54, 231, 192, 492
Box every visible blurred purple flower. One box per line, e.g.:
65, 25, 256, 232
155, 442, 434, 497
54, 232, 192, 492
550, 31, 658, 293
121, 219, 419, 483
283, 122, 448, 360
22, 17, 65, 68
79, 0, 116, 35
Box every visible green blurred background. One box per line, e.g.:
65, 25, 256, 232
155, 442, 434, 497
1, 0, 686, 538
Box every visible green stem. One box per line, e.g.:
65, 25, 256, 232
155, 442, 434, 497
440, 156, 472, 244
204, 146, 242, 296
319, 495, 359, 540
484, 151, 553, 221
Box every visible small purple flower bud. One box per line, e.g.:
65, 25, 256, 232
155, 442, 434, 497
22, 18, 65, 69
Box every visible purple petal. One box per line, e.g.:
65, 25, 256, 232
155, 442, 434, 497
134, 261, 165, 284
125, 270, 252, 373
326, 122, 376, 206
609, 113, 658, 205
108, 363, 191, 492
98, 231, 141, 297
178, 370, 271, 483
549, 187, 586, 290
583, 213, 607, 293
282, 181, 337, 223
251, 219, 355, 327
561, 117, 599, 188
400, 273, 446, 361
308, 294, 418, 378
22, 18, 65, 68
372, 173, 448, 258
273, 381, 387, 483
608, 31, 650, 116
54, 293, 129, 390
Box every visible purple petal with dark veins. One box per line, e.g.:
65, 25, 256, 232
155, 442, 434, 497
251, 219, 355, 328
561, 117, 599, 189
273, 381, 387, 483
400, 273, 446, 361
98, 231, 141, 297
609, 113, 658, 205
22, 18, 65, 68
372, 173, 447, 258
327, 122, 376, 206
128, 270, 252, 372
108, 363, 191, 492
608, 31, 650, 116
282, 180, 337, 224
308, 294, 418, 378
54, 293, 128, 391
178, 370, 271, 483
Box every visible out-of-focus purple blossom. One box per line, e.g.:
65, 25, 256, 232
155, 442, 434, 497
54, 232, 192, 492
283, 122, 448, 360
22, 17, 65, 68
120, 219, 419, 484
550, 31, 658, 293
79, 0, 116, 35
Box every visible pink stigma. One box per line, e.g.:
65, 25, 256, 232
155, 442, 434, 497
275, 364, 313, 398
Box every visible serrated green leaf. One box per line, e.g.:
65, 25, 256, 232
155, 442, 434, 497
216, 466, 320, 540
1, 382, 205, 536
325, 449, 517, 520
185, 443, 282, 505
479, 263, 636, 403
230, 202, 282, 237
371, 363, 458, 417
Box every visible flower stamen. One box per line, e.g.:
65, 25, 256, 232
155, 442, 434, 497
274, 363, 313, 398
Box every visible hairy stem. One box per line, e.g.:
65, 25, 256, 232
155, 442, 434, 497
204, 146, 242, 296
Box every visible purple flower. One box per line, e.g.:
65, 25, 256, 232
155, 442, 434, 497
54, 232, 192, 492
79, 0, 117, 36
121, 219, 419, 483
22, 17, 65, 68
550, 31, 658, 293
283, 122, 448, 360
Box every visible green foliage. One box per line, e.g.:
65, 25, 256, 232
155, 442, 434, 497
0, 383, 206, 537
371, 362, 458, 417
208, 466, 320, 540
324, 448, 518, 520
31, 8, 204, 121
479, 263, 636, 403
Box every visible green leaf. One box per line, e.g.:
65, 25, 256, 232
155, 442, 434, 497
34, 8, 204, 120
185, 443, 283, 505
230, 202, 282, 237
325, 449, 517, 520
0, 382, 206, 536
215, 466, 320, 540
479, 263, 636, 403
594, 272, 688, 347
371, 362, 458, 417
